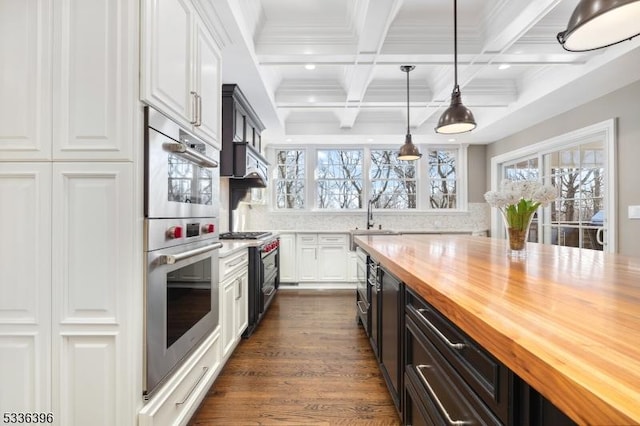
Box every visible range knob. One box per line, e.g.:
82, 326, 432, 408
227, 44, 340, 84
203, 223, 215, 234
167, 226, 183, 239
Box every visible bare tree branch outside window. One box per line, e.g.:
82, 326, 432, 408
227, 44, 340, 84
370, 150, 416, 208
428, 150, 457, 208
316, 149, 363, 209
275, 150, 305, 209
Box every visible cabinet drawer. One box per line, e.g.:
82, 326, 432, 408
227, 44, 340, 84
405, 317, 501, 425
219, 250, 248, 282
297, 234, 318, 245
139, 331, 221, 426
318, 234, 347, 245
406, 288, 510, 423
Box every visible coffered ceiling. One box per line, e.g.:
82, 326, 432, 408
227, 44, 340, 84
200, 0, 640, 145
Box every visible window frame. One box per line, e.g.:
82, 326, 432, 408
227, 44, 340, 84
489, 119, 616, 252
268, 144, 468, 213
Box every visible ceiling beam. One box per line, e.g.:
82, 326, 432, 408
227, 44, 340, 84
340, 0, 405, 129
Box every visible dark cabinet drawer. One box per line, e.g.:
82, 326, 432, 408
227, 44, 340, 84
404, 370, 440, 426
406, 317, 502, 425
406, 288, 510, 423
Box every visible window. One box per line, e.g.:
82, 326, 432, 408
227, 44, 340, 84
370, 149, 417, 208
427, 149, 457, 209
491, 119, 615, 252
316, 149, 363, 209
544, 143, 605, 250
271, 144, 467, 211
275, 149, 305, 209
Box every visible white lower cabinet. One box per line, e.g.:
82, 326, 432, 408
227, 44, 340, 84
138, 330, 221, 426
0, 162, 137, 425
278, 233, 297, 283
219, 250, 248, 360
296, 234, 349, 283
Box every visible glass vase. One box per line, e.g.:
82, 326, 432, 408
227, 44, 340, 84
501, 211, 534, 259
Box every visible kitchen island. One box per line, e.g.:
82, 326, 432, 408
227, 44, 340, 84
355, 234, 640, 425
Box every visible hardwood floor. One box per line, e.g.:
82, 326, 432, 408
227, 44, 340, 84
189, 289, 401, 425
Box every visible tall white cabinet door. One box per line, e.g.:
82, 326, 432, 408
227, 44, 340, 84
221, 278, 236, 358
0, 163, 52, 413
278, 234, 297, 282
192, 19, 221, 148
0, 0, 52, 160
51, 163, 134, 426
235, 274, 248, 339
52, 0, 137, 160
141, 0, 194, 127
297, 247, 318, 281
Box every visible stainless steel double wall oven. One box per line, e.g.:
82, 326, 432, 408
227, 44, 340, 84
143, 106, 221, 397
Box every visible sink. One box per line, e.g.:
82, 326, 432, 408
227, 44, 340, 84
348, 229, 398, 251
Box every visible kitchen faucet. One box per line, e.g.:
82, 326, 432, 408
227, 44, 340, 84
367, 198, 375, 229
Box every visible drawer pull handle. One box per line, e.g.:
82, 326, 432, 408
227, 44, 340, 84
417, 309, 465, 350
357, 300, 369, 314
416, 365, 471, 425
226, 257, 246, 267
235, 278, 242, 300
175, 366, 208, 406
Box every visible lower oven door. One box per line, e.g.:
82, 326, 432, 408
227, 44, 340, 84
356, 248, 369, 334
260, 248, 278, 313
144, 240, 221, 396
262, 269, 277, 313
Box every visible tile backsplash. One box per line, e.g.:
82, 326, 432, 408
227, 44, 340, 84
221, 178, 490, 233
235, 202, 490, 233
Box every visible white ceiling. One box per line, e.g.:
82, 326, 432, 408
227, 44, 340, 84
200, 0, 640, 145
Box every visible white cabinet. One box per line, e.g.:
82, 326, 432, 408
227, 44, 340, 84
235, 273, 249, 340
51, 162, 135, 426
278, 233, 297, 282
52, 0, 137, 161
0, 163, 52, 413
138, 330, 221, 426
0, 0, 136, 162
0, 0, 52, 160
141, 0, 221, 148
0, 0, 139, 423
348, 252, 359, 282
219, 250, 248, 360
296, 234, 349, 283
297, 234, 319, 281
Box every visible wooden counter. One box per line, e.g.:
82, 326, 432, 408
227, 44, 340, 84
354, 234, 640, 425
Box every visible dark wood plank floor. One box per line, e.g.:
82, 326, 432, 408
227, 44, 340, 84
189, 289, 401, 425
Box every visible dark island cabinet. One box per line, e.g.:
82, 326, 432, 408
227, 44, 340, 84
402, 287, 577, 426
379, 267, 403, 411
368, 257, 380, 358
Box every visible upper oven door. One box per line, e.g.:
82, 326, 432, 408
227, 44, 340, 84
145, 107, 220, 218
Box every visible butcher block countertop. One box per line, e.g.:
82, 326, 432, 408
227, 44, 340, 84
354, 234, 640, 425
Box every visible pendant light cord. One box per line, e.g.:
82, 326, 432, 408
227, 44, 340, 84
454, 0, 458, 90
406, 68, 410, 135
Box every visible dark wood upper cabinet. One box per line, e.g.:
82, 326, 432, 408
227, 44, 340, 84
221, 84, 266, 177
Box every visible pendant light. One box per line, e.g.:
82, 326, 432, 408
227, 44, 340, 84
557, 0, 640, 52
435, 0, 476, 135
397, 65, 422, 161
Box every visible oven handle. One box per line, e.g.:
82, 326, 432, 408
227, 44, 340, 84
163, 141, 219, 169
263, 286, 276, 297
160, 242, 223, 265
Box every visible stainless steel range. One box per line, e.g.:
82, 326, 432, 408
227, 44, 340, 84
220, 232, 279, 337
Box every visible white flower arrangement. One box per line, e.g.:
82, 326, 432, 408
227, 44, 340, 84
484, 179, 557, 231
